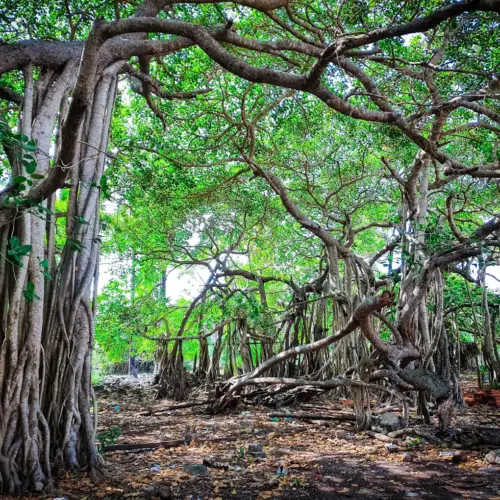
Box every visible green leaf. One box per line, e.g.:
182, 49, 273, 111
26, 164, 37, 174
23, 281, 40, 302
13, 176, 27, 185
9, 236, 20, 249
18, 245, 32, 256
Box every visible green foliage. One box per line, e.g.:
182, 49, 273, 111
408, 437, 422, 447
78, 1, 500, 375
95, 280, 158, 366
460, 332, 475, 344
7, 236, 32, 267
23, 281, 40, 302
96, 426, 121, 454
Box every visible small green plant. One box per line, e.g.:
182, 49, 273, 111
408, 436, 421, 447
96, 426, 121, 453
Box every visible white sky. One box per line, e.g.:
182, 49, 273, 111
98, 252, 500, 304
98, 256, 208, 301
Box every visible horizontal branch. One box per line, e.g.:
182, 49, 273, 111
104, 436, 238, 452
219, 291, 394, 399
123, 63, 211, 99
0, 85, 22, 104
234, 377, 408, 400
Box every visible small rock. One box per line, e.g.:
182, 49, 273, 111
157, 486, 172, 499
402, 452, 413, 462
183, 464, 209, 476
385, 443, 399, 453
248, 443, 266, 458
335, 430, 345, 439
248, 443, 263, 452
485, 450, 500, 465
377, 412, 401, 432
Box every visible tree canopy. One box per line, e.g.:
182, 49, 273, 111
0, 0, 499, 494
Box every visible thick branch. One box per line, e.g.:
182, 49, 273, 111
223, 291, 394, 395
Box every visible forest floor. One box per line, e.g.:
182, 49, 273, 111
18, 375, 500, 500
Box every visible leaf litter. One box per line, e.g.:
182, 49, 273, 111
9, 375, 500, 500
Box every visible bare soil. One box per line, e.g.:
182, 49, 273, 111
10, 375, 500, 500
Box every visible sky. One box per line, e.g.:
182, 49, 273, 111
98, 251, 500, 304
99, 256, 208, 301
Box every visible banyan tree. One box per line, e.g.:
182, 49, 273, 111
0, 0, 499, 493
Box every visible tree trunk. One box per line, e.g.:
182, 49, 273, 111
0, 64, 117, 494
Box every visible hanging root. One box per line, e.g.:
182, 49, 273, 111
352, 356, 375, 430
352, 385, 371, 430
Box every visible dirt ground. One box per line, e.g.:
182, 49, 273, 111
13, 375, 500, 500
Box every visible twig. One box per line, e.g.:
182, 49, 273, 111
139, 400, 215, 416
387, 427, 444, 445
268, 412, 356, 422
104, 436, 238, 452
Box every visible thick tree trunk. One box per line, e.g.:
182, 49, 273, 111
0, 65, 117, 494
480, 264, 500, 385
